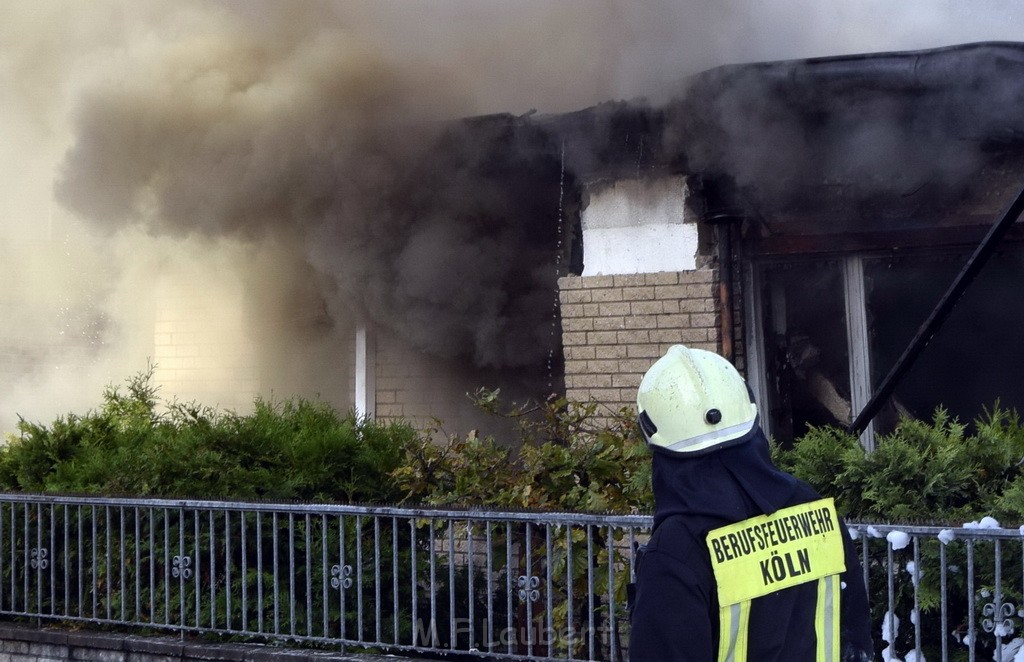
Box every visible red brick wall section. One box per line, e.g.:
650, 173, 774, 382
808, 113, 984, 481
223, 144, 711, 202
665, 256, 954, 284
558, 269, 720, 415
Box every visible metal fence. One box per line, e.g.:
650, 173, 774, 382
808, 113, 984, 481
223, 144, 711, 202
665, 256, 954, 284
843, 521, 1024, 662
0, 493, 1022, 662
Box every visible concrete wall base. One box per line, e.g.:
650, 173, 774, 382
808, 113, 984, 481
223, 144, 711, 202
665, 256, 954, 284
0, 624, 427, 662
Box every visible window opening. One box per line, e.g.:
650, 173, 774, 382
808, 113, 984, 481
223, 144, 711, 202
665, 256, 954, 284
750, 246, 1024, 448
863, 248, 1024, 433
756, 260, 851, 447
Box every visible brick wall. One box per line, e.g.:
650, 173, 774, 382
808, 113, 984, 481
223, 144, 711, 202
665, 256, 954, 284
558, 269, 720, 414
152, 297, 259, 413
373, 330, 520, 442
374, 330, 462, 424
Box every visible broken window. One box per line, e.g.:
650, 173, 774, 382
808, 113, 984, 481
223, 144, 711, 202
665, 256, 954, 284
751, 246, 1024, 446
756, 260, 851, 446
864, 248, 1024, 433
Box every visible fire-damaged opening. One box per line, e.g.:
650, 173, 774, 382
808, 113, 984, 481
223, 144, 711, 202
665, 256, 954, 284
755, 245, 1024, 445
864, 248, 1024, 433
676, 43, 1024, 444
756, 260, 851, 445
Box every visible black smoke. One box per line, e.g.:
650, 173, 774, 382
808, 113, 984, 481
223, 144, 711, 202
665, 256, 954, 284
668, 42, 1024, 228
57, 67, 575, 369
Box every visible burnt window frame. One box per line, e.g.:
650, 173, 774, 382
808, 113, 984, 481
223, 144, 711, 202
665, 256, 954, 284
747, 244, 1024, 450
744, 255, 875, 449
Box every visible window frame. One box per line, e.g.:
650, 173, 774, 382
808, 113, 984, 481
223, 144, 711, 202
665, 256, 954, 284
745, 254, 876, 449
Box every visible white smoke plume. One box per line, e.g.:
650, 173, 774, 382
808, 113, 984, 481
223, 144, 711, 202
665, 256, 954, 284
1, 0, 1022, 434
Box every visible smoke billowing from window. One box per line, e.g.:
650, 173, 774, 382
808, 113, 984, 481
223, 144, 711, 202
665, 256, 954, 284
2, 0, 1023, 432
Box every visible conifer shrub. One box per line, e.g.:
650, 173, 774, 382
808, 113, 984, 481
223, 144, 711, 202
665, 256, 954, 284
772, 405, 1024, 524
0, 367, 418, 503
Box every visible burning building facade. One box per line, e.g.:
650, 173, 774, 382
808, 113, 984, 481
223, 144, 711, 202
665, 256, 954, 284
555, 41, 1024, 447
19, 34, 1024, 447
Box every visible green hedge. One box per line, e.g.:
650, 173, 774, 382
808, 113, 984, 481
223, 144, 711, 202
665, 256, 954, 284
0, 371, 653, 515
772, 405, 1024, 525
0, 367, 417, 502
0, 372, 650, 659
9, 368, 1024, 525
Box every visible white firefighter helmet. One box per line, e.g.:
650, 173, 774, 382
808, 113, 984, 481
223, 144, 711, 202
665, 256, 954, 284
636, 345, 758, 455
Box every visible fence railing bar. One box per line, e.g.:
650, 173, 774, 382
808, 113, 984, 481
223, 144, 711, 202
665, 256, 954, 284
566, 523, 574, 662
210, 510, 217, 631
23, 503, 29, 615
273, 512, 280, 636
468, 520, 475, 651
505, 522, 512, 658
410, 518, 418, 647
321, 514, 328, 639
288, 513, 295, 637
940, 540, 948, 662
178, 508, 186, 628
356, 514, 364, 642
526, 521, 534, 656
305, 513, 312, 639
193, 511, 200, 629
486, 521, 493, 653
36, 502, 43, 618
256, 512, 264, 634
159, 510, 167, 631
0, 493, 650, 526
0, 503, 6, 613
237, 511, 245, 633
119, 507, 126, 623
106, 505, 112, 622
20, 506, 27, 618
968, 539, 976, 662
92, 505, 98, 621
545, 523, 553, 659
448, 520, 456, 650
607, 524, 616, 662
375, 515, 382, 645
342, 516, 350, 647
8, 504, 13, 614
912, 536, 921, 657
430, 518, 438, 650
50, 506, 56, 617
390, 516, 398, 646
134, 508, 140, 624
147, 508, 154, 625
993, 539, 1003, 654
885, 538, 895, 656
587, 524, 594, 661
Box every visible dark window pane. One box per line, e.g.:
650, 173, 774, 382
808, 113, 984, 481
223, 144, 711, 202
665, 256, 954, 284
759, 261, 850, 445
864, 249, 1024, 431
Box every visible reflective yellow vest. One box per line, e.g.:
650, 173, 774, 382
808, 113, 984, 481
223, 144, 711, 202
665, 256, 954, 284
705, 498, 846, 662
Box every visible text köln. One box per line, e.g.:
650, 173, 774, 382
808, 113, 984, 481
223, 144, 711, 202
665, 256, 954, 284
760, 548, 812, 585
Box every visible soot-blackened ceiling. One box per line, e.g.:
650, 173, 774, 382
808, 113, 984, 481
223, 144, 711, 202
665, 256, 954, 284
669, 42, 1024, 240
513, 42, 1024, 246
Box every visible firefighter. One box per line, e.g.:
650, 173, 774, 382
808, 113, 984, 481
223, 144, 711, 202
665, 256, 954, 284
628, 345, 873, 661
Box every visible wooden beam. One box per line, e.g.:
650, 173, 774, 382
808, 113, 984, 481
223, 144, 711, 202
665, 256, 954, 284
744, 223, 1024, 256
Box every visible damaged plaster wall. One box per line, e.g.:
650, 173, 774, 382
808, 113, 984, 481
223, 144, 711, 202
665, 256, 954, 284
579, 176, 698, 277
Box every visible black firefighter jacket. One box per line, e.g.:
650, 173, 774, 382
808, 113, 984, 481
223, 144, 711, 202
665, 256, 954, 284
628, 428, 873, 661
